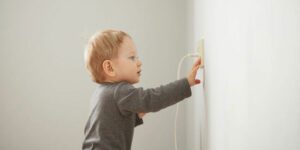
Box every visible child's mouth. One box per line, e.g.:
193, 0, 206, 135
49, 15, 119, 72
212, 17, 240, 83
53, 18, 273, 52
137, 70, 141, 75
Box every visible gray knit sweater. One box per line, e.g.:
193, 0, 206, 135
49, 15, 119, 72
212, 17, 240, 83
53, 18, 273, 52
82, 78, 192, 150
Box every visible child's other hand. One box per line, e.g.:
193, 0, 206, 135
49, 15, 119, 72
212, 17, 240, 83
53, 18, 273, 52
187, 58, 201, 86
138, 112, 146, 119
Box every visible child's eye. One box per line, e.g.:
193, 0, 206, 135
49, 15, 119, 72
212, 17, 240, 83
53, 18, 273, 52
129, 56, 139, 61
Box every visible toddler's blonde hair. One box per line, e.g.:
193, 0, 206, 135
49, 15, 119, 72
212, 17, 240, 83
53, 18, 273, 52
84, 29, 130, 83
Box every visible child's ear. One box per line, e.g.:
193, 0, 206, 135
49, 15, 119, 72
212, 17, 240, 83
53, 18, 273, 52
102, 60, 116, 77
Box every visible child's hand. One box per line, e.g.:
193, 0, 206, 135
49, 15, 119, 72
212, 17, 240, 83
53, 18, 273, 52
138, 112, 146, 119
187, 58, 201, 86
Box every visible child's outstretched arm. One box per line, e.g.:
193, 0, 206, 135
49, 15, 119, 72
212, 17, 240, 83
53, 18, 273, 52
115, 58, 201, 115
136, 58, 201, 118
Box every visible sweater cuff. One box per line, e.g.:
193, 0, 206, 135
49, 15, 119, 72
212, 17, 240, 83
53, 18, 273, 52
181, 78, 192, 98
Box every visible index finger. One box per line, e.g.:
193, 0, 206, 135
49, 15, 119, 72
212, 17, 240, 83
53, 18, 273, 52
193, 58, 201, 67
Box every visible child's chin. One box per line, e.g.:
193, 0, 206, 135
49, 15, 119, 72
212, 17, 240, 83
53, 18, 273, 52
127, 79, 139, 84
133, 80, 139, 84
133, 79, 140, 84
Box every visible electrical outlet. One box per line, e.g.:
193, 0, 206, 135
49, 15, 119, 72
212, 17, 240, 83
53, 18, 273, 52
197, 38, 205, 68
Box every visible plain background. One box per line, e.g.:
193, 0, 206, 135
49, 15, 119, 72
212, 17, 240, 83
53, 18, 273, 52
0, 0, 192, 149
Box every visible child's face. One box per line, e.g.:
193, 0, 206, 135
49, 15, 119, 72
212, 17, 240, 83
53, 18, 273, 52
113, 36, 142, 84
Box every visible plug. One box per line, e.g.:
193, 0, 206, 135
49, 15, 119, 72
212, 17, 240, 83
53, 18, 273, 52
197, 38, 205, 68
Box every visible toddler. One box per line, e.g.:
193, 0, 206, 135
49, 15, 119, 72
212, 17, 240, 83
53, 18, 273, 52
82, 29, 201, 150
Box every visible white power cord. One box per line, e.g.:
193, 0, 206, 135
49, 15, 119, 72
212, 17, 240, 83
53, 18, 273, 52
174, 53, 200, 150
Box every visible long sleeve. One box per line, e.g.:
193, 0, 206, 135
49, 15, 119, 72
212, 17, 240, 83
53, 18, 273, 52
115, 78, 192, 115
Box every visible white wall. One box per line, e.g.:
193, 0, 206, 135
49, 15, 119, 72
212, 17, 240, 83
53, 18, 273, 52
189, 0, 300, 150
0, 0, 188, 149
185, 0, 206, 149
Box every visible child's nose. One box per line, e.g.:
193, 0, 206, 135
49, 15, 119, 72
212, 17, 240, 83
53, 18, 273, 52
137, 59, 142, 67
